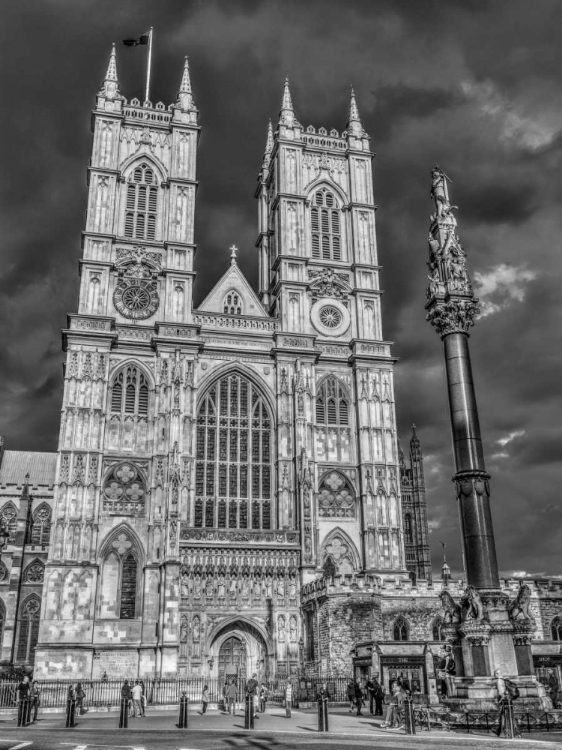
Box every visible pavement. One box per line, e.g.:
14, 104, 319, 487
0, 706, 560, 749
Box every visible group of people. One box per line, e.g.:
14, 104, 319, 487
347, 676, 385, 717
121, 679, 147, 718
15, 676, 41, 722
208, 674, 273, 717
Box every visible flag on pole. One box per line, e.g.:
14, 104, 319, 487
123, 34, 149, 46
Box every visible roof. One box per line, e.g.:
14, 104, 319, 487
0, 451, 57, 488
197, 260, 268, 318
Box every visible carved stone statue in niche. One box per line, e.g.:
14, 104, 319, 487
290, 615, 297, 642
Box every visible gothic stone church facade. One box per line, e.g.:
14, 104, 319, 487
0, 50, 422, 680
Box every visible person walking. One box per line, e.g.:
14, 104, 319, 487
139, 680, 146, 717
75, 682, 86, 715
201, 685, 210, 715
354, 679, 365, 716
494, 669, 521, 738
347, 679, 355, 712
284, 681, 293, 718
30, 681, 40, 722
259, 683, 268, 713
372, 675, 384, 715
131, 680, 143, 718
121, 680, 132, 718
225, 680, 237, 715
246, 673, 258, 718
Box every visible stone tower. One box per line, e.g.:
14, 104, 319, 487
400, 426, 432, 583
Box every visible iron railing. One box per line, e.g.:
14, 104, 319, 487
413, 706, 562, 734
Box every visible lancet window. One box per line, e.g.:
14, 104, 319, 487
551, 617, 562, 641
99, 532, 140, 619
311, 188, 342, 261
108, 366, 150, 453
223, 290, 243, 315
404, 513, 413, 544
16, 596, 40, 664
30, 504, 52, 547
0, 503, 17, 543
432, 617, 444, 641
195, 373, 272, 529
124, 163, 158, 241
393, 616, 410, 641
111, 367, 149, 415
315, 377, 351, 462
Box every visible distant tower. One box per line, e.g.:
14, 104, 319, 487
399, 426, 432, 582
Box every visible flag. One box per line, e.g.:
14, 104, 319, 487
123, 34, 149, 47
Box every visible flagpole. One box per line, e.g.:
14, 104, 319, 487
145, 27, 153, 104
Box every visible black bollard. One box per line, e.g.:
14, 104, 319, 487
17, 699, 28, 728
65, 697, 76, 728
118, 697, 129, 729
403, 697, 416, 735
26, 697, 33, 726
178, 691, 188, 729
317, 696, 329, 732
244, 694, 254, 729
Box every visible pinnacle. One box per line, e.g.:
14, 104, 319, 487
265, 119, 274, 155
279, 76, 298, 126
177, 56, 195, 111
105, 43, 118, 83
347, 85, 364, 135
100, 43, 120, 100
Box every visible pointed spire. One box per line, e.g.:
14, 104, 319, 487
441, 542, 452, 586
262, 119, 274, 169
177, 56, 195, 111
279, 77, 298, 127
410, 423, 422, 459
398, 439, 406, 472
100, 44, 120, 100
347, 86, 364, 136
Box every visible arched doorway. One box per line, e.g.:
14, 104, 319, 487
219, 636, 247, 683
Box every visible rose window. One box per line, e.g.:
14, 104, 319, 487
103, 462, 146, 516
317, 471, 355, 518
319, 305, 342, 329
122, 285, 151, 312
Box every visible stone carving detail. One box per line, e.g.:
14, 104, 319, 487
426, 299, 480, 336
103, 462, 146, 516
439, 589, 463, 625
308, 268, 351, 302
461, 585, 486, 621
24, 561, 45, 583
278, 615, 286, 642
508, 584, 536, 627
114, 246, 161, 320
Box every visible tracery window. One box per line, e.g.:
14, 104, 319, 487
124, 163, 158, 241
393, 616, 409, 642
195, 373, 272, 529
223, 290, 243, 315
23, 560, 45, 584
311, 188, 342, 261
16, 597, 40, 664
432, 617, 444, 641
30, 503, 51, 547
315, 377, 351, 462
0, 503, 17, 544
111, 367, 149, 415
102, 462, 146, 516
317, 471, 355, 518
551, 617, 562, 641
404, 513, 413, 544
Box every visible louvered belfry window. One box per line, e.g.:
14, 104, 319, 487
195, 374, 272, 529
124, 163, 158, 240
316, 377, 349, 426
311, 189, 341, 261
315, 376, 351, 462
111, 367, 149, 416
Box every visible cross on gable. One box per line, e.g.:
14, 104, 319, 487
229, 244, 238, 264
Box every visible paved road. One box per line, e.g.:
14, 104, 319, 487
0, 726, 561, 750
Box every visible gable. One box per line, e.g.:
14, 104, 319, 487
197, 263, 268, 318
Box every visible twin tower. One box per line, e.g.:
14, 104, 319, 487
32, 48, 429, 679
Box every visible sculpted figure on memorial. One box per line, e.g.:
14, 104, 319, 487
508, 584, 536, 627
439, 589, 463, 625
461, 585, 486, 621
430, 165, 457, 221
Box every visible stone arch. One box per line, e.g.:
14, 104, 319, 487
0, 501, 18, 542
319, 527, 361, 574
316, 469, 356, 519
98, 522, 145, 567
16, 593, 41, 664
195, 361, 276, 420
109, 359, 155, 392
306, 177, 348, 207
97, 523, 144, 619
22, 558, 45, 584
120, 151, 168, 183
207, 615, 272, 678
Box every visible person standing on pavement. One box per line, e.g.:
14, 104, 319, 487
347, 679, 355, 712
225, 680, 237, 715
372, 674, 384, 715
246, 673, 258, 718
259, 683, 268, 713
132, 680, 143, 717
284, 681, 293, 718
139, 679, 146, 717
75, 682, 86, 715
201, 684, 210, 715
121, 680, 132, 717
365, 676, 376, 715
354, 679, 365, 716
30, 681, 40, 722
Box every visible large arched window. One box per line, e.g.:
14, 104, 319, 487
317, 471, 355, 518
99, 531, 141, 619
393, 616, 409, 642
551, 617, 562, 641
111, 366, 149, 415
195, 373, 272, 529
0, 502, 17, 544
315, 377, 351, 462
30, 503, 52, 547
16, 596, 40, 665
124, 163, 158, 240
311, 188, 342, 261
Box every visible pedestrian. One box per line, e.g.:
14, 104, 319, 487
366, 676, 375, 715
494, 669, 521, 738
132, 680, 143, 718
354, 679, 364, 716
385, 683, 407, 731
16, 675, 30, 706
101, 671, 108, 682
373, 674, 384, 715
30, 681, 40, 722
259, 683, 268, 713
201, 684, 210, 715
246, 673, 258, 718
225, 680, 237, 715
121, 680, 132, 717
347, 679, 355, 712
380, 681, 401, 728
75, 682, 86, 715
284, 681, 293, 718
139, 680, 146, 717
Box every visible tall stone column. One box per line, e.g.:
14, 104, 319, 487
424, 168, 545, 705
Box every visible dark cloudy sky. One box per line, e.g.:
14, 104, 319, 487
2, 0, 562, 579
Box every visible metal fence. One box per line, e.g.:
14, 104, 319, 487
0, 674, 354, 710
414, 707, 562, 735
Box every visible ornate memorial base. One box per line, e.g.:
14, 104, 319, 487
445, 676, 549, 712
